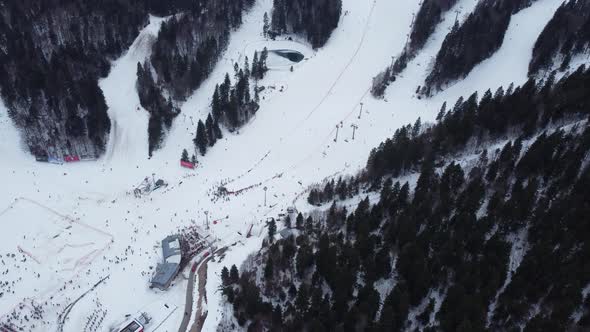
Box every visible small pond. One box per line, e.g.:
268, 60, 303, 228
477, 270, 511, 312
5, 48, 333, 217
270, 49, 305, 63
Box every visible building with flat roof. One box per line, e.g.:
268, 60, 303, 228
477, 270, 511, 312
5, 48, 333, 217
150, 235, 182, 290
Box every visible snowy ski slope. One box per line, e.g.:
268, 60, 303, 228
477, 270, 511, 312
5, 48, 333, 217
0, 0, 568, 330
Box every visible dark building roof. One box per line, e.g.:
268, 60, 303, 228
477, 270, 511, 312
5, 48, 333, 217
150, 235, 182, 290
150, 262, 180, 290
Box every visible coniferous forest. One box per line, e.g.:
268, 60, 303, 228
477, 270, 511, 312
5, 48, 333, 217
0, 0, 197, 159
220, 66, 590, 331
137, 0, 255, 156
0, 0, 256, 158
270, 0, 342, 49
529, 0, 590, 76
193, 49, 268, 157
372, 0, 459, 97
424, 0, 536, 94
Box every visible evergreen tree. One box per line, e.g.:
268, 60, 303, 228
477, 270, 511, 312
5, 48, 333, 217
212, 85, 222, 121
263, 12, 270, 38
259, 47, 269, 79
230, 264, 239, 284
194, 120, 208, 156
268, 218, 277, 242
412, 117, 422, 138
220, 73, 231, 103
205, 113, 216, 146
437, 101, 447, 121
244, 56, 250, 78
252, 51, 259, 79
221, 266, 230, 286
181, 148, 189, 162
296, 212, 304, 229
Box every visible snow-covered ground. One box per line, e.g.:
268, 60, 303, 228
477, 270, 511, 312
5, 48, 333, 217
0, 0, 568, 330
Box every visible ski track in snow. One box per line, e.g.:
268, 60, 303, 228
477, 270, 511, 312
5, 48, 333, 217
0, 0, 570, 330
101, 15, 168, 164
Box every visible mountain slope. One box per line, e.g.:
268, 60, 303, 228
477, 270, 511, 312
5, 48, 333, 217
222, 65, 590, 332
0, 0, 587, 331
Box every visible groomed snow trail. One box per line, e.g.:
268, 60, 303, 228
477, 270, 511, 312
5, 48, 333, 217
101, 15, 167, 164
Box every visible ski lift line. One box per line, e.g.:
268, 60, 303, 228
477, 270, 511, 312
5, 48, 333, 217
283, 87, 371, 174
157, 1, 378, 199
267, 85, 369, 181
225, 86, 370, 195
154, 1, 377, 188
225, 150, 272, 186
274, 85, 369, 179
283, 0, 378, 139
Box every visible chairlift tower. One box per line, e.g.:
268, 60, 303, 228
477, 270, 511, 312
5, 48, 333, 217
351, 124, 358, 140
263, 186, 268, 206
358, 102, 364, 119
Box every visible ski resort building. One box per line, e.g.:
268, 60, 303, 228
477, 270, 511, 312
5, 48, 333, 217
150, 235, 182, 290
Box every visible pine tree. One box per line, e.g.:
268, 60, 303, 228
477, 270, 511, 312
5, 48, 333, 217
230, 264, 239, 284
259, 47, 269, 79
191, 154, 197, 165
233, 62, 239, 78
205, 113, 216, 146
220, 73, 231, 103
181, 148, 189, 162
436, 101, 447, 121
212, 85, 222, 121
221, 266, 230, 286
412, 117, 422, 138
194, 120, 208, 156
252, 51, 259, 79
268, 218, 277, 241
244, 56, 250, 78
263, 12, 270, 38
296, 213, 304, 229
